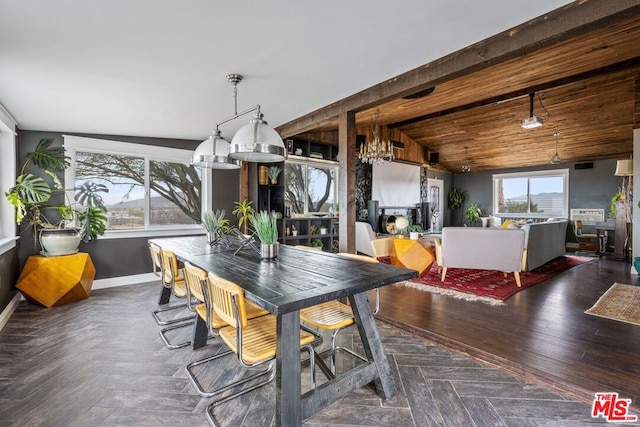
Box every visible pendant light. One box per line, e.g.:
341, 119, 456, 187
550, 128, 562, 165
461, 146, 471, 172
191, 127, 241, 169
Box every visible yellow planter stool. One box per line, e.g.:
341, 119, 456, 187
17, 253, 96, 307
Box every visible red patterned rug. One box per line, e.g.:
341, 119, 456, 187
390, 255, 593, 305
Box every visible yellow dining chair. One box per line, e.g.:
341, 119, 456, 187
185, 268, 270, 396
299, 252, 380, 375
204, 272, 318, 426
156, 249, 196, 349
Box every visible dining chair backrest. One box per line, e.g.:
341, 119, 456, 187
183, 262, 207, 302
160, 249, 180, 285
149, 243, 162, 277
207, 272, 248, 329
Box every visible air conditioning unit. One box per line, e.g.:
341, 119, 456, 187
521, 116, 543, 129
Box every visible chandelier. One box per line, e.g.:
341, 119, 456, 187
357, 109, 394, 164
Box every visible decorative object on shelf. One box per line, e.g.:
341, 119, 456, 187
615, 158, 633, 224
267, 166, 282, 184
461, 146, 471, 173
232, 199, 255, 235
550, 128, 562, 165
258, 165, 269, 185
357, 109, 394, 164
193, 74, 286, 166
5, 138, 109, 253
291, 224, 298, 236
465, 203, 482, 226
295, 148, 303, 156
202, 209, 231, 245
309, 225, 319, 235
320, 226, 328, 235
191, 127, 241, 169
310, 238, 323, 249
250, 211, 280, 259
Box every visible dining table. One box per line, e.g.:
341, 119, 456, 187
149, 235, 418, 426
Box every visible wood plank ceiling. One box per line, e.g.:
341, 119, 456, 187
278, 5, 640, 173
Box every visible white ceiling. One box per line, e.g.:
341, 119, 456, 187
0, 0, 571, 141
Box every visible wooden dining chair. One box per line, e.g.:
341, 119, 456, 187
155, 249, 196, 349
299, 252, 380, 375
203, 272, 318, 426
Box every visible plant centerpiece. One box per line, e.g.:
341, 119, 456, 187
267, 166, 282, 184
250, 210, 279, 259
5, 138, 109, 254
232, 199, 255, 236
465, 202, 482, 226
202, 209, 231, 245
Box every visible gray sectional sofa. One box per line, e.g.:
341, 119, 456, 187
520, 220, 569, 271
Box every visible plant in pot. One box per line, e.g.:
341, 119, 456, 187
465, 202, 482, 226
267, 166, 282, 185
202, 209, 231, 245
448, 187, 466, 225
232, 199, 255, 236
250, 210, 279, 259
408, 224, 423, 240
5, 138, 109, 255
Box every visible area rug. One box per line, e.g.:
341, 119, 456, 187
585, 283, 640, 326
394, 255, 592, 306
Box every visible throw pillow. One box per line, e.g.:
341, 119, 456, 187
501, 220, 514, 229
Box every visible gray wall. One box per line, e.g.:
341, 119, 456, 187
450, 160, 620, 227
15, 130, 240, 280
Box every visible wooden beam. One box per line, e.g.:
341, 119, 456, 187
635, 73, 640, 129
276, 1, 640, 138
338, 111, 356, 253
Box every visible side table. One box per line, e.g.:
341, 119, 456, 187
17, 253, 96, 307
389, 238, 435, 275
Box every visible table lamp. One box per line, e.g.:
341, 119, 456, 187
395, 216, 409, 236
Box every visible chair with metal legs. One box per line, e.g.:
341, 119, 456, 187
150, 245, 194, 327
299, 252, 380, 375
203, 272, 317, 426
156, 249, 196, 349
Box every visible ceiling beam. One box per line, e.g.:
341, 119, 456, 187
276, 0, 640, 138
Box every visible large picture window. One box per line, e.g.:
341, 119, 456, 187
65, 135, 202, 237
285, 159, 337, 214
493, 169, 569, 218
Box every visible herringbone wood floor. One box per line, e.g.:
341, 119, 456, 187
0, 278, 621, 426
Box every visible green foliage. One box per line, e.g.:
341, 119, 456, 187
24, 138, 69, 172
310, 238, 323, 248
202, 209, 231, 234
448, 187, 465, 210
408, 224, 423, 232
78, 207, 108, 243
611, 191, 623, 218
232, 199, 255, 234
267, 166, 282, 181
250, 211, 279, 244
465, 203, 482, 224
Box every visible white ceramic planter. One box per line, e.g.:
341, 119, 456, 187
40, 228, 82, 256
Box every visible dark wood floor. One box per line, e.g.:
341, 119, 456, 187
0, 255, 638, 425
378, 255, 640, 415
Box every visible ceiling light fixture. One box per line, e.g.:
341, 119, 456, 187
550, 128, 562, 165
357, 109, 394, 164
194, 74, 287, 167
520, 92, 547, 129
461, 146, 471, 172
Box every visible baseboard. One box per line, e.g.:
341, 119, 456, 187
0, 293, 22, 332
92, 273, 157, 290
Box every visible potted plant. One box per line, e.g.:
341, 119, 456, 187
267, 166, 282, 184
465, 202, 482, 226
250, 210, 279, 259
202, 209, 231, 245
310, 238, 324, 249
448, 187, 466, 226
5, 138, 109, 254
408, 224, 423, 240
232, 199, 255, 235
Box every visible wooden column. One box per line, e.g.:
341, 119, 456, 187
338, 111, 356, 253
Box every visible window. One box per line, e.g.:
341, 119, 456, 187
64, 135, 203, 238
0, 104, 17, 255
493, 169, 569, 218
285, 159, 338, 214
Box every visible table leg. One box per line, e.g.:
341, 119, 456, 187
348, 292, 397, 399
276, 310, 302, 427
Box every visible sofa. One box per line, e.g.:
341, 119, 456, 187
436, 227, 526, 286
355, 221, 394, 258
520, 220, 568, 271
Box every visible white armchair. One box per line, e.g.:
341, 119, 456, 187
355, 221, 377, 257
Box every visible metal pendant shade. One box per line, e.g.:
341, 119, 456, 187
550, 129, 562, 165
229, 112, 287, 162
192, 129, 241, 169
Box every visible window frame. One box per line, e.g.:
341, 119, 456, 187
492, 168, 569, 219
64, 135, 207, 239
284, 157, 339, 215
0, 105, 17, 255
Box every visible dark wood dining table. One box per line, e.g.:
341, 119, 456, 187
149, 235, 418, 426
